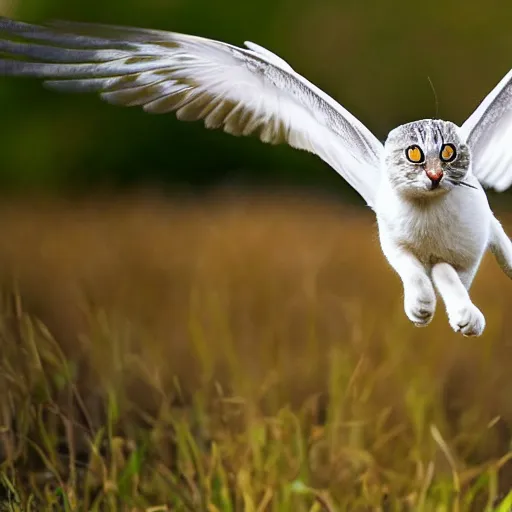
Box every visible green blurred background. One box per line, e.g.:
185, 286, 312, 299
1, 0, 512, 202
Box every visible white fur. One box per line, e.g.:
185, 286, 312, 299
375, 155, 512, 336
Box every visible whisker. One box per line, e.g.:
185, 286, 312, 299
458, 181, 478, 189
447, 178, 478, 190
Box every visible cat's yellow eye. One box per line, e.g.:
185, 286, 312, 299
440, 143, 457, 163
405, 145, 425, 164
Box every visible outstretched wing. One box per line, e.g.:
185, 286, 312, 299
0, 18, 383, 207
460, 69, 512, 192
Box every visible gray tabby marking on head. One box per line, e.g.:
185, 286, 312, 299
384, 119, 470, 196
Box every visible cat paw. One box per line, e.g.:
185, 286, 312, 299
405, 294, 436, 327
448, 302, 485, 337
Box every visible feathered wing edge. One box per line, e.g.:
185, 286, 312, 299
460, 69, 512, 192
0, 17, 384, 206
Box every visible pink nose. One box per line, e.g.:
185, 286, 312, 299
426, 168, 443, 182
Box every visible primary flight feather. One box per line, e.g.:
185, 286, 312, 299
0, 16, 511, 336
0, 17, 382, 207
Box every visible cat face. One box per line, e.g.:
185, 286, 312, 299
383, 119, 471, 198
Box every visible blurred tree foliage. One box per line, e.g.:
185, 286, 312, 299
1, 0, 512, 200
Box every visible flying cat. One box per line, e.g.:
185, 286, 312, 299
1, 17, 511, 336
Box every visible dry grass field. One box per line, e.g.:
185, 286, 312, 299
0, 192, 510, 510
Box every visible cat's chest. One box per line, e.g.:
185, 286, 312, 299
392, 205, 460, 256
377, 192, 488, 266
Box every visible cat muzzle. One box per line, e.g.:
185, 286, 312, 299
425, 167, 443, 189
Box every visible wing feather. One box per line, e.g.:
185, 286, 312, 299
0, 17, 383, 206
460, 69, 512, 192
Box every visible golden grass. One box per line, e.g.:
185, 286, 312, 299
0, 191, 510, 510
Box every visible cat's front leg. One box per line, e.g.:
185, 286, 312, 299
431, 262, 485, 336
382, 242, 437, 327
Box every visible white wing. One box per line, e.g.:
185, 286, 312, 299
0, 18, 383, 207
460, 68, 512, 192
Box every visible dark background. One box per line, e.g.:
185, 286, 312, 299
1, 0, 512, 202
